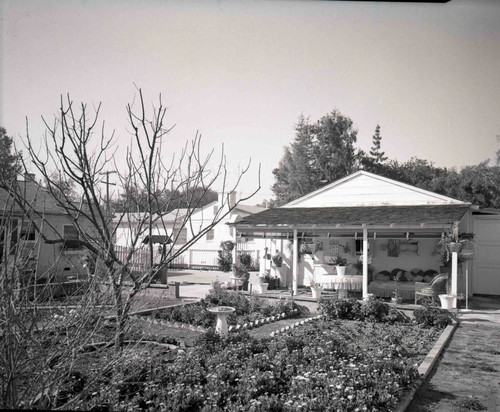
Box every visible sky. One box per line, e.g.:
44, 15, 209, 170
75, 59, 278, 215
1, 0, 500, 205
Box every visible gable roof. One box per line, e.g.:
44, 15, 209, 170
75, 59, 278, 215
233, 204, 471, 228
0, 180, 63, 215
283, 170, 468, 208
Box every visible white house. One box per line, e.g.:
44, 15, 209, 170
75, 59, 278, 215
231, 170, 500, 307
113, 192, 266, 269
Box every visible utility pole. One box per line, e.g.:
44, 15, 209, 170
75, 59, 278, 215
100, 171, 117, 217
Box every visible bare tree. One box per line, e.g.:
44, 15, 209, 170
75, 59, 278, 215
0, 182, 112, 409
22, 89, 260, 352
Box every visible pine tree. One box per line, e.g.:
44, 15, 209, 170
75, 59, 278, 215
369, 124, 388, 164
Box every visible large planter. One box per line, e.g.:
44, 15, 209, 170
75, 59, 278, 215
336, 266, 346, 276
439, 294, 456, 310
255, 282, 269, 295
310, 286, 322, 300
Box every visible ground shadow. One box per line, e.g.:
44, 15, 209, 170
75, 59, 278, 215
406, 381, 458, 412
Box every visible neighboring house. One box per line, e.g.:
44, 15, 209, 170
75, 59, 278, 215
113, 192, 266, 269
232, 170, 500, 306
0, 174, 93, 280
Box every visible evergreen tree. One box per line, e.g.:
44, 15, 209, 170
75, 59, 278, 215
272, 110, 359, 205
0, 127, 21, 187
272, 116, 318, 205
369, 124, 388, 164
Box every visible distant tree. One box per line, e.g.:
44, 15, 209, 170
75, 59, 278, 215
0, 127, 21, 187
310, 110, 358, 183
46, 171, 78, 203
256, 198, 277, 208
272, 116, 318, 205
453, 163, 500, 208
272, 111, 358, 205
369, 125, 387, 164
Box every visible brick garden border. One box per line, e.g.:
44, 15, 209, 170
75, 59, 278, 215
395, 319, 458, 412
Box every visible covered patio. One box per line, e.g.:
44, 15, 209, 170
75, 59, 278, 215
230, 204, 472, 308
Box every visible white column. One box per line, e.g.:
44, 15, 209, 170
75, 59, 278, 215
232, 230, 238, 266
451, 251, 458, 308
293, 228, 298, 295
362, 227, 368, 299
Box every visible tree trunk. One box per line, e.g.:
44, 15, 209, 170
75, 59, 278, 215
113, 284, 125, 353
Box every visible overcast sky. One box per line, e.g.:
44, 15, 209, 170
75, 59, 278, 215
1, 0, 499, 204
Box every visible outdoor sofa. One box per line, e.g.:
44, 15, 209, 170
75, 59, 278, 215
368, 268, 439, 300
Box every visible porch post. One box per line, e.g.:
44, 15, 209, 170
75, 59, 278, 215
362, 227, 368, 299
451, 251, 458, 308
232, 229, 238, 267
293, 228, 298, 295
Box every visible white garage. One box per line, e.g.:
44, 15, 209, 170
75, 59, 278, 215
473, 212, 500, 296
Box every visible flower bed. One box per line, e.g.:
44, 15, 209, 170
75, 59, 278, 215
79, 318, 441, 411
151, 284, 305, 328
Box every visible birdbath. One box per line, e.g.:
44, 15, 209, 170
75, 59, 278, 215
207, 306, 235, 336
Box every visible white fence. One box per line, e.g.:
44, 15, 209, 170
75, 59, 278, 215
114, 242, 260, 271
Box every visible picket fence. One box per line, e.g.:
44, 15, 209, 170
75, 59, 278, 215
114, 243, 260, 271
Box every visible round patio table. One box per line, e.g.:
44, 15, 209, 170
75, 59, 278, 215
320, 275, 363, 298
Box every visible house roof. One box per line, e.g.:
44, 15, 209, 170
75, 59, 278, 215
283, 170, 468, 207
232, 204, 471, 228
0, 180, 63, 215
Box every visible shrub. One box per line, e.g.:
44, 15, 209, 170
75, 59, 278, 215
239, 253, 252, 269
414, 304, 452, 328
358, 298, 389, 322
217, 249, 232, 272
155, 285, 305, 327
319, 297, 361, 320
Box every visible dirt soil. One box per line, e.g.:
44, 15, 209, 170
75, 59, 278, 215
407, 321, 500, 412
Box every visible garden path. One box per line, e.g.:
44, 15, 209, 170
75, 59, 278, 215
407, 319, 500, 412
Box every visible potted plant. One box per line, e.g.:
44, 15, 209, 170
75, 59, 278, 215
255, 272, 270, 294
439, 276, 456, 310
441, 226, 475, 257
331, 256, 347, 276
271, 252, 283, 268
239, 253, 252, 269
391, 272, 403, 304
456, 293, 466, 310
310, 282, 322, 299
232, 263, 249, 290
221, 240, 235, 251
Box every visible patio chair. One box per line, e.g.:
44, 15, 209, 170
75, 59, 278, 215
414, 273, 449, 305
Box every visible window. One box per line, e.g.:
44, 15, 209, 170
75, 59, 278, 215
20, 221, 36, 241
206, 229, 214, 242
355, 239, 362, 255
63, 225, 81, 249
173, 227, 187, 244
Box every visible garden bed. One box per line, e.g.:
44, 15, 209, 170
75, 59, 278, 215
73, 317, 442, 411
149, 285, 306, 329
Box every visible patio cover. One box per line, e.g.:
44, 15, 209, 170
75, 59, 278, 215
230, 203, 472, 299
231, 204, 471, 230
